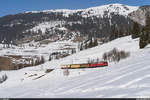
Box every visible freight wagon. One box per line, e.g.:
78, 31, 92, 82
61, 61, 108, 69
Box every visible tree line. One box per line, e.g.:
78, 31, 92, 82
102, 48, 130, 63
80, 38, 98, 51
131, 16, 150, 49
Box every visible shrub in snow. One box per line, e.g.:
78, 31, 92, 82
34, 56, 45, 66
87, 57, 101, 64
0, 74, 8, 84
45, 69, 54, 73
63, 69, 70, 76
49, 52, 70, 61
102, 48, 130, 63
120, 50, 130, 59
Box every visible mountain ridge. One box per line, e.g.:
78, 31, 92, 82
24, 3, 139, 17
0, 3, 148, 45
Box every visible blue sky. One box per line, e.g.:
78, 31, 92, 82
0, 0, 150, 17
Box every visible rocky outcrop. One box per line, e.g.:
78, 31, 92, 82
129, 5, 150, 26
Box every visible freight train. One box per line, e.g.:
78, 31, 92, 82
61, 61, 108, 69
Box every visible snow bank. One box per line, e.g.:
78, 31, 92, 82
1, 36, 150, 98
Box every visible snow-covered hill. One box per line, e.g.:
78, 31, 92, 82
25, 3, 138, 18
1, 36, 150, 98
22, 3, 139, 42
82, 3, 138, 18
0, 3, 140, 44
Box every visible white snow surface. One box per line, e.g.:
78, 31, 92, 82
0, 40, 78, 61
30, 21, 65, 33
1, 36, 150, 98
82, 3, 138, 18
25, 3, 139, 18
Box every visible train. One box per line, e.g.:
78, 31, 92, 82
61, 61, 108, 69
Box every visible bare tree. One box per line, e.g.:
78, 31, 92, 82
102, 48, 130, 63
0, 74, 8, 84
63, 69, 70, 76
102, 53, 107, 61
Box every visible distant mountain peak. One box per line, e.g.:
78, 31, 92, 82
24, 3, 139, 18
0, 3, 141, 43
82, 3, 139, 17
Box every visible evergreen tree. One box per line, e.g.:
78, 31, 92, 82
71, 49, 74, 54
31, 59, 34, 66
145, 16, 150, 43
88, 39, 93, 48
40, 56, 45, 64
139, 16, 150, 49
110, 25, 118, 40
145, 15, 150, 28
35, 59, 39, 66
80, 43, 83, 51
93, 39, 98, 46
85, 43, 88, 49
128, 27, 132, 35
118, 29, 123, 38
49, 54, 52, 61
45, 28, 49, 35
131, 22, 140, 39
139, 33, 148, 49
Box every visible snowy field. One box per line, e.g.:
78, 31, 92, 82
0, 40, 78, 61
0, 36, 150, 98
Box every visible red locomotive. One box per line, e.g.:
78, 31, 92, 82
90, 61, 108, 68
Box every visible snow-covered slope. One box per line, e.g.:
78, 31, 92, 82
81, 3, 138, 18
25, 9, 82, 17
24, 3, 139, 37
0, 40, 78, 61
25, 3, 139, 18
0, 3, 139, 44
30, 21, 64, 33
1, 36, 150, 98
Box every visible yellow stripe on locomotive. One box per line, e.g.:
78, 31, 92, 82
61, 61, 108, 69
71, 64, 81, 69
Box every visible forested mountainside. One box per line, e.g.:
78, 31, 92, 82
0, 4, 140, 44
